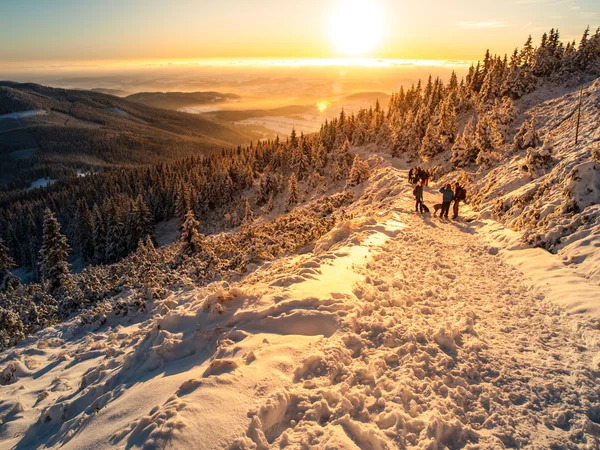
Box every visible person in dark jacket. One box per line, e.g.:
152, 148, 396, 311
414, 180, 426, 213
452, 182, 466, 219
439, 183, 454, 219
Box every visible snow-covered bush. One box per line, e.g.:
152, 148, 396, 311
523, 134, 555, 174
346, 155, 370, 187
514, 116, 541, 151
592, 144, 600, 165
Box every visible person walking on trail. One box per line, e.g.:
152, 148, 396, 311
439, 183, 454, 219
413, 180, 426, 213
452, 182, 466, 219
423, 170, 430, 187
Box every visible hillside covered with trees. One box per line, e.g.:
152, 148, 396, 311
0, 82, 260, 190
0, 26, 599, 349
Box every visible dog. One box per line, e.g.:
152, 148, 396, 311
432, 204, 443, 216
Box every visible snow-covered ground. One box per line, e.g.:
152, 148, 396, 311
27, 177, 55, 191
154, 218, 180, 248
1, 157, 598, 449
465, 78, 600, 289
107, 108, 131, 118
8, 148, 37, 160
0, 110, 47, 120
235, 114, 324, 136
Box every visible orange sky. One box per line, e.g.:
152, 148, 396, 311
0, 0, 597, 65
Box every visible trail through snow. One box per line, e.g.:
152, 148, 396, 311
1, 162, 599, 449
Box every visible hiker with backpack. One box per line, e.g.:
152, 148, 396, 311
413, 179, 427, 213
453, 182, 466, 219
439, 183, 454, 219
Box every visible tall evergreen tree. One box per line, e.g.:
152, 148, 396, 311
0, 237, 16, 291
347, 155, 370, 186
39, 209, 71, 293
74, 200, 94, 263
178, 210, 204, 259
130, 195, 154, 246
243, 198, 254, 224
451, 117, 478, 167
286, 173, 300, 211
92, 203, 106, 265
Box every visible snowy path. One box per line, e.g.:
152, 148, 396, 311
228, 168, 600, 449
1, 164, 599, 449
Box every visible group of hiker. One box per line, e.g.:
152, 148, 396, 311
408, 167, 430, 186
413, 176, 467, 220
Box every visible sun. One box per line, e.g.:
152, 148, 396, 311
330, 0, 384, 56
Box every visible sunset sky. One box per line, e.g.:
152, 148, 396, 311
1, 0, 598, 66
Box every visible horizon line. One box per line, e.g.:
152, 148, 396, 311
0, 57, 476, 71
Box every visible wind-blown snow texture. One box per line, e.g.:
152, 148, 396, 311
2, 82, 600, 449
1, 154, 599, 449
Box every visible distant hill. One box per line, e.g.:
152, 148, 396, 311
90, 87, 129, 97
126, 91, 241, 111
338, 91, 392, 103
0, 82, 258, 190
205, 105, 312, 122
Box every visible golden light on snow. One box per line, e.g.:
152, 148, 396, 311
316, 100, 332, 112
330, 0, 385, 56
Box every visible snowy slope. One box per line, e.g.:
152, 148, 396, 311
1, 156, 599, 449
465, 78, 600, 289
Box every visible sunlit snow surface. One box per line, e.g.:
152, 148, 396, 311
2, 83, 600, 449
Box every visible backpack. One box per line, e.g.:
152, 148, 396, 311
456, 187, 467, 201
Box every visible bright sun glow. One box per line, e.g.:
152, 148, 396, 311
316, 100, 332, 112
330, 0, 385, 56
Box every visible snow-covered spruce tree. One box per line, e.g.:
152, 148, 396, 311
474, 115, 504, 168
312, 143, 328, 170
286, 173, 300, 211
103, 199, 126, 263
495, 97, 519, 140
376, 122, 394, 149
332, 139, 353, 181
419, 122, 439, 161
261, 192, 274, 214
291, 140, 311, 180
418, 99, 457, 161
347, 155, 370, 187
257, 171, 275, 205
130, 195, 154, 246
74, 199, 94, 263
38, 209, 71, 294
0, 237, 17, 292
243, 198, 254, 224
524, 133, 555, 173
451, 117, 478, 167
514, 116, 540, 150
0, 307, 25, 349
177, 209, 204, 261
352, 124, 368, 146
91, 203, 106, 265
175, 183, 192, 226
